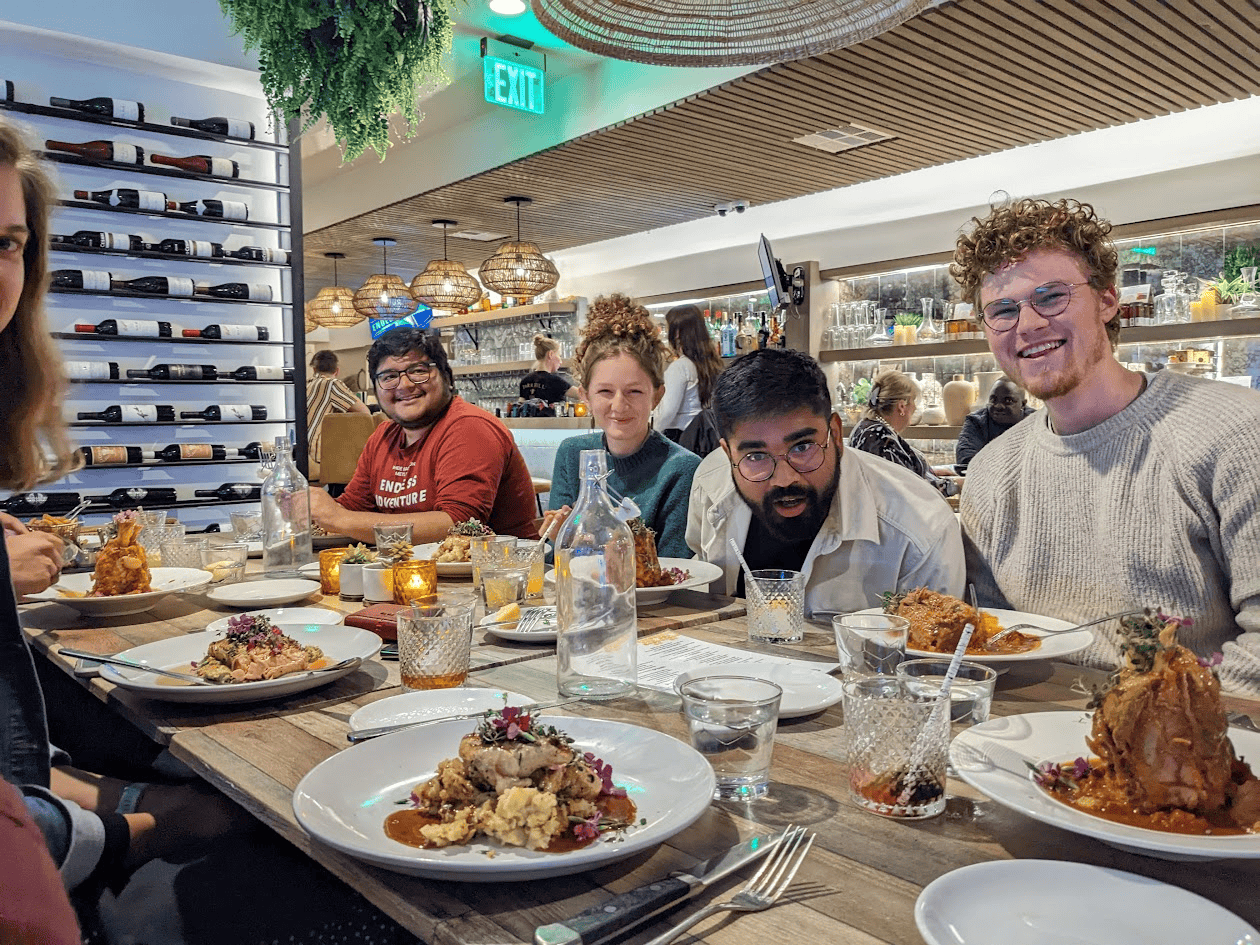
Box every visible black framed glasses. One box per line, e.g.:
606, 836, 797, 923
374, 363, 434, 390
980, 281, 1090, 332
732, 429, 832, 483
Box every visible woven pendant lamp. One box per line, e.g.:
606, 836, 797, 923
410, 220, 485, 311
353, 238, 417, 319
303, 301, 319, 333
479, 197, 559, 305
308, 252, 361, 328
532, 0, 935, 67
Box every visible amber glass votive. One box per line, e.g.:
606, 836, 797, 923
319, 548, 347, 595
394, 559, 438, 605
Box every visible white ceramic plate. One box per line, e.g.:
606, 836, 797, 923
951, 712, 1260, 860
27, 567, 212, 616
97, 624, 381, 704
206, 579, 322, 607
481, 606, 558, 642
545, 558, 724, 606
348, 688, 534, 733
205, 606, 344, 635
917, 860, 1256, 945
674, 663, 842, 719
855, 607, 1093, 664
413, 541, 473, 577
298, 561, 320, 575
293, 716, 716, 881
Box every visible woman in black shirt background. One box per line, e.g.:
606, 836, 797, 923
518, 333, 578, 403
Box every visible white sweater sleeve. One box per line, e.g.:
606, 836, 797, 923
655, 358, 693, 431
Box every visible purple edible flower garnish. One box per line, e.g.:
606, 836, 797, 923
1197, 651, 1223, 668
572, 811, 602, 841
584, 752, 627, 798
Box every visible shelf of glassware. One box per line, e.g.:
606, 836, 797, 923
452, 360, 534, 377
432, 300, 578, 330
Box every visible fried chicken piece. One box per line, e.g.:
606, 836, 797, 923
90, 519, 151, 597
457, 732, 575, 794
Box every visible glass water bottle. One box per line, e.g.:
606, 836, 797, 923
555, 449, 637, 699
261, 436, 313, 572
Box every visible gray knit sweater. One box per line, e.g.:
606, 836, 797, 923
960, 370, 1260, 695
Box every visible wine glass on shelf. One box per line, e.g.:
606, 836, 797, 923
865, 306, 892, 347
1231, 266, 1259, 317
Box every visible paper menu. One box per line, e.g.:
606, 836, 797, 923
635, 634, 840, 693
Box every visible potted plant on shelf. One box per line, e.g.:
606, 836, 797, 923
218, 0, 454, 160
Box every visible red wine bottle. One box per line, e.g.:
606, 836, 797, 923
147, 238, 223, 258
45, 139, 144, 165
112, 275, 194, 297
125, 364, 219, 381
79, 446, 145, 466
77, 404, 175, 423
74, 188, 167, 211
182, 324, 269, 341
194, 482, 260, 501
179, 404, 266, 421
51, 269, 112, 291
73, 318, 172, 338
99, 487, 176, 508
194, 282, 272, 302
49, 95, 144, 122
2, 492, 83, 515
150, 443, 227, 462
170, 115, 255, 140
64, 361, 120, 380
234, 441, 263, 459
172, 198, 248, 221
228, 365, 291, 381
150, 153, 240, 178
52, 230, 144, 251
227, 245, 289, 264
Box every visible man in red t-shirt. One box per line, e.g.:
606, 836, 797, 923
309, 328, 539, 544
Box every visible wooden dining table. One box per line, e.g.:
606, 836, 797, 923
20, 572, 1260, 944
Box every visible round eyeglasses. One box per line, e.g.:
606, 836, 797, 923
732, 429, 832, 483
374, 364, 434, 390
980, 281, 1090, 332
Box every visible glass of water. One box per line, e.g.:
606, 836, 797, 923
833, 613, 909, 675
679, 675, 783, 800
895, 658, 997, 733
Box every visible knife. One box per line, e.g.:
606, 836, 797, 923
533, 830, 782, 945
346, 698, 580, 743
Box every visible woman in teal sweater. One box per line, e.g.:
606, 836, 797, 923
543, 294, 700, 559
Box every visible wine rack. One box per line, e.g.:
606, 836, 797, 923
1, 64, 302, 533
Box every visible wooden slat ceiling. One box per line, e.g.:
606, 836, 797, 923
302, 0, 1260, 297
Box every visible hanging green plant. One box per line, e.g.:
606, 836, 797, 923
219, 0, 454, 161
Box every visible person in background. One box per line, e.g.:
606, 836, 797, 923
518, 332, 578, 403
543, 294, 700, 558
953, 197, 1260, 693
655, 304, 723, 441
954, 376, 1032, 472
848, 368, 959, 497
306, 349, 371, 478
687, 348, 963, 611
310, 327, 539, 544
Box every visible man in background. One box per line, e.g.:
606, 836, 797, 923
954, 376, 1032, 472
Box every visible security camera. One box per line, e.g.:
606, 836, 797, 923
714, 202, 730, 217
733, 200, 749, 213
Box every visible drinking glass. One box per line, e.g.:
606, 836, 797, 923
747, 569, 805, 643
160, 537, 209, 570
833, 613, 909, 676
229, 510, 261, 541
201, 542, 248, 585
479, 544, 536, 610
396, 594, 476, 690
373, 522, 414, 563
138, 523, 184, 566
895, 659, 997, 733
469, 535, 517, 591
680, 675, 782, 800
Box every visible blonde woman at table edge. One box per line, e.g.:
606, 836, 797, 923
542, 294, 701, 557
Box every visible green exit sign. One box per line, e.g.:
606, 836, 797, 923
483, 56, 545, 115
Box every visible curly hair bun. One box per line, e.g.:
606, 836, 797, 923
575, 293, 670, 388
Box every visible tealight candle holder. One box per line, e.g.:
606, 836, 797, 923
319, 548, 346, 595
393, 559, 438, 605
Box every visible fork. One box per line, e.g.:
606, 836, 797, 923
988, 610, 1140, 647
642, 825, 814, 945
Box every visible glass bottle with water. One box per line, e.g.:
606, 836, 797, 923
555, 449, 637, 698
261, 436, 313, 572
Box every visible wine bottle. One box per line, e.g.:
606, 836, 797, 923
64, 361, 120, 380
79, 446, 145, 466
194, 482, 260, 501
51, 269, 112, 291
4, 80, 13, 102
98, 487, 177, 508
179, 404, 266, 421
49, 96, 144, 122
194, 282, 272, 302
52, 230, 144, 252
228, 365, 291, 381
2, 492, 82, 515
150, 153, 240, 178
150, 443, 227, 462
73, 318, 172, 338
74, 188, 167, 212
125, 364, 218, 381
147, 238, 223, 258
171, 198, 248, 221
227, 245, 289, 264
182, 324, 269, 341
170, 115, 255, 140
77, 404, 176, 423
235, 441, 263, 460
44, 139, 144, 165
112, 275, 194, 297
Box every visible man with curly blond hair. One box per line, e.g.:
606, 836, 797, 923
953, 197, 1260, 694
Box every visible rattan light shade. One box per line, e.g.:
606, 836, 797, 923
304, 301, 319, 333
353, 274, 416, 319
410, 260, 484, 311
479, 241, 560, 305
308, 285, 361, 328
531, 0, 935, 67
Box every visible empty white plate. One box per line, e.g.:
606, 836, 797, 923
916, 860, 1258, 944
348, 688, 534, 733
206, 579, 321, 607
674, 662, 842, 719
205, 606, 344, 635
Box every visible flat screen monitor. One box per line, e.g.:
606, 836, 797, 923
758, 233, 789, 310
368, 305, 433, 339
